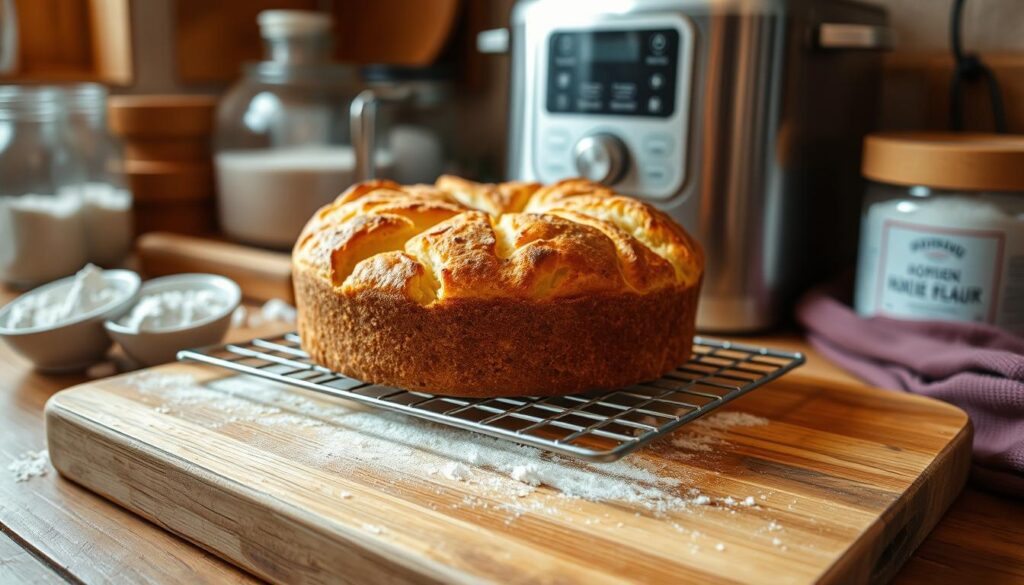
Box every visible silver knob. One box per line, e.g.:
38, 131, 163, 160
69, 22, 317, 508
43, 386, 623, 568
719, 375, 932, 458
573, 133, 629, 185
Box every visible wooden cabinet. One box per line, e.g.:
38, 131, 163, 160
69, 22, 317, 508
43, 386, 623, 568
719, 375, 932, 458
1, 0, 131, 84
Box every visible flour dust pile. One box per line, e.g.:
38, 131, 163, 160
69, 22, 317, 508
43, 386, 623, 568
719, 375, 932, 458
125, 372, 791, 550
8, 450, 50, 482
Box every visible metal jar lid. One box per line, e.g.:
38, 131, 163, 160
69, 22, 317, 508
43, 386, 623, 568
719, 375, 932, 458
862, 132, 1024, 192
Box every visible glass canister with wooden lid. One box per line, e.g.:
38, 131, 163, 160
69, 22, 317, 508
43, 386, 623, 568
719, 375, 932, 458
854, 132, 1024, 336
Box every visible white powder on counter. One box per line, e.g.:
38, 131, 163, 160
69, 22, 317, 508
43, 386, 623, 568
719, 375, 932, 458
670, 434, 718, 452
122, 371, 790, 546
441, 462, 472, 481
4, 264, 121, 329
231, 306, 248, 328
693, 412, 769, 431
511, 464, 543, 487
670, 412, 769, 452
260, 298, 297, 324
233, 299, 298, 329
8, 450, 50, 482
119, 288, 229, 332
126, 372, 699, 510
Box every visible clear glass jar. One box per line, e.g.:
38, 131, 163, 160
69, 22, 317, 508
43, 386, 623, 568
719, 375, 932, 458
0, 85, 88, 287
361, 65, 455, 184
855, 133, 1024, 336
215, 10, 365, 249
65, 83, 133, 267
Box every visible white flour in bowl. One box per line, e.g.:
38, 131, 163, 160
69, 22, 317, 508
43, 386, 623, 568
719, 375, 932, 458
4, 264, 122, 330
118, 288, 230, 332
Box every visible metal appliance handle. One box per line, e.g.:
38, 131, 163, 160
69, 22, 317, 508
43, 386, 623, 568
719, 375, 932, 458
814, 23, 893, 50
350, 86, 413, 182
476, 28, 509, 54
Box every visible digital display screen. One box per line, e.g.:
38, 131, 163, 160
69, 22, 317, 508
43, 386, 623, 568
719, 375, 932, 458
583, 32, 642, 63
546, 29, 679, 118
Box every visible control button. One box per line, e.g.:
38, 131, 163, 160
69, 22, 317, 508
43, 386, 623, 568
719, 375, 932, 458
650, 33, 667, 54
647, 96, 662, 114
556, 71, 572, 89
642, 134, 673, 157
543, 162, 572, 180
611, 82, 637, 101
642, 164, 671, 187
649, 73, 665, 89
544, 129, 571, 151
573, 133, 630, 185
554, 93, 570, 110
558, 35, 574, 55
579, 81, 602, 100
608, 100, 638, 113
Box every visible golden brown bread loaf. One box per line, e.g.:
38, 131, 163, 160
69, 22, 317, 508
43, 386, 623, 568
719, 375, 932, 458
293, 176, 703, 397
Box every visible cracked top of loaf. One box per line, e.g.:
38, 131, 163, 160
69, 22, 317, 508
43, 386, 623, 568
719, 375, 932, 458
293, 176, 703, 306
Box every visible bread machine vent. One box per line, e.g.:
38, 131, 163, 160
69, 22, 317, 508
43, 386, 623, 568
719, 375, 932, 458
178, 334, 803, 462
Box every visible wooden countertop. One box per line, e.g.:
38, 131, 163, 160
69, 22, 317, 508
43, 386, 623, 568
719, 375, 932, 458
1, 289, 1021, 584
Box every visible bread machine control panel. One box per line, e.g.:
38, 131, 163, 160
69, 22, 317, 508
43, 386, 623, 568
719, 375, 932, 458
545, 29, 680, 118
532, 17, 693, 200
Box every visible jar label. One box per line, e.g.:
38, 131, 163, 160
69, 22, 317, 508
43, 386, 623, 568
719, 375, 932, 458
874, 220, 1004, 323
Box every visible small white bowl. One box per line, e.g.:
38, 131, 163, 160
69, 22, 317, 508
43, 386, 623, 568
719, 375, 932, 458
0, 270, 141, 372
104, 273, 241, 366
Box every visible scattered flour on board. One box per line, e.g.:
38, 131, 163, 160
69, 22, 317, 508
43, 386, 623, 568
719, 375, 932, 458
511, 464, 543, 486
441, 462, 472, 481
232, 299, 297, 329
693, 412, 769, 430
8, 450, 50, 482
670, 412, 769, 452
124, 371, 696, 511
121, 371, 789, 546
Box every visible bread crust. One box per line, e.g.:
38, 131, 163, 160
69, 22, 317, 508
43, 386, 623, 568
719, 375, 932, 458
295, 265, 700, 397
293, 176, 704, 397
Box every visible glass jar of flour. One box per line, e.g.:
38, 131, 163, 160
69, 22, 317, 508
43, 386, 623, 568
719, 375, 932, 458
65, 83, 133, 267
0, 85, 88, 288
854, 133, 1024, 336
215, 10, 377, 249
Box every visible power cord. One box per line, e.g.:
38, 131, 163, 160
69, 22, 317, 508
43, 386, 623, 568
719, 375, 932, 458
949, 0, 1007, 133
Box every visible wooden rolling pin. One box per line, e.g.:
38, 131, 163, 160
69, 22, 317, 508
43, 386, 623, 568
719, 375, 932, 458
137, 232, 293, 302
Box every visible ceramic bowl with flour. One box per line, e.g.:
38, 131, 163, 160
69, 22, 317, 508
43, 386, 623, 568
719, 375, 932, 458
104, 273, 241, 366
0, 265, 141, 371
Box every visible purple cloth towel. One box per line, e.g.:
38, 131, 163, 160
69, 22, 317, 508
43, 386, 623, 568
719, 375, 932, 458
796, 287, 1024, 497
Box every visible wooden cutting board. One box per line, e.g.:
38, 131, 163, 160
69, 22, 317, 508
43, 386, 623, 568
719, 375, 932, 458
45, 363, 971, 584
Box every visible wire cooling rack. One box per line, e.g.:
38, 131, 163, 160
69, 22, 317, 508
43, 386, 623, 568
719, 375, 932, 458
178, 334, 803, 462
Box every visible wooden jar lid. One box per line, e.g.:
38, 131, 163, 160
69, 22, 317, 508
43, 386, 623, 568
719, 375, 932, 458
108, 95, 217, 138
862, 132, 1024, 192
